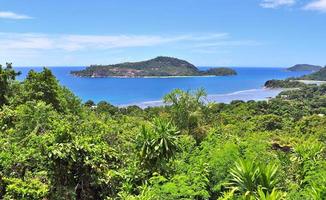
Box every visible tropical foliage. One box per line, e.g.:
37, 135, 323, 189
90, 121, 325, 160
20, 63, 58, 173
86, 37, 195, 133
0, 65, 325, 199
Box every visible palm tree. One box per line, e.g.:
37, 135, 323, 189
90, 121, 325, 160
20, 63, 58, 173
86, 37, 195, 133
163, 89, 207, 142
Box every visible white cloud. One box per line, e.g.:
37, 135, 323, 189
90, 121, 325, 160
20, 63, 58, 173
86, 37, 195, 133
195, 40, 261, 48
0, 32, 259, 65
260, 0, 296, 8
304, 0, 326, 12
0, 32, 232, 52
0, 11, 33, 19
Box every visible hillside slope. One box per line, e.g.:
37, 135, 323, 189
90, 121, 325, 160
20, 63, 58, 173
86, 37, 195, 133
301, 67, 326, 81
287, 64, 322, 72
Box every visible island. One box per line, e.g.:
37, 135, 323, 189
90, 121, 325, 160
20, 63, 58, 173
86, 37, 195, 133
287, 64, 322, 72
200, 67, 237, 76
71, 56, 237, 77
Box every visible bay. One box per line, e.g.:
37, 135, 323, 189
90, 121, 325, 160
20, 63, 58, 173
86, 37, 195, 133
14, 67, 310, 106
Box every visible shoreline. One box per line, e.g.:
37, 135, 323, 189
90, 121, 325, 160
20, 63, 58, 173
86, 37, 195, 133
119, 88, 285, 108
296, 80, 326, 85
72, 74, 233, 79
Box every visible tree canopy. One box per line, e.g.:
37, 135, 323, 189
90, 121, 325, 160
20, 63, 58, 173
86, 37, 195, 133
0, 66, 325, 199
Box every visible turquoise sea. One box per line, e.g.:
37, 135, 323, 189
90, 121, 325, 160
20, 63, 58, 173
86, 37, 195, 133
15, 67, 310, 107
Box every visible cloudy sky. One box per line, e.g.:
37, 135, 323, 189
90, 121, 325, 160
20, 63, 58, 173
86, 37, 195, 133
1, 0, 326, 67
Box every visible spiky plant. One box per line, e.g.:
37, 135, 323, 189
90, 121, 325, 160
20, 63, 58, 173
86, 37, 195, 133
256, 186, 286, 200
152, 118, 180, 162
258, 163, 279, 193
228, 159, 260, 198
227, 160, 282, 199
139, 118, 180, 174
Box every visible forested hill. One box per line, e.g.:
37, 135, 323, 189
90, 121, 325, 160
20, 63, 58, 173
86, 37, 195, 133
265, 66, 326, 88
71, 56, 237, 77
300, 66, 326, 81
287, 64, 322, 72
0, 64, 325, 199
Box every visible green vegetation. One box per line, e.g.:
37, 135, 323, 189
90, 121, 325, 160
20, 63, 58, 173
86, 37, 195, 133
265, 66, 326, 88
202, 67, 237, 76
287, 64, 322, 72
1, 65, 326, 199
71, 56, 237, 77
264, 79, 306, 88
301, 67, 326, 81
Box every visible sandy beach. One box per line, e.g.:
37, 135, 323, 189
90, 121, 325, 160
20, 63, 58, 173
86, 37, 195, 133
296, 80, 326, 85
120, 88, 285, 108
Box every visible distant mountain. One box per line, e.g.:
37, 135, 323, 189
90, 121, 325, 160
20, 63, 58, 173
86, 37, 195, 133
300, 67, 326, 81
71, 56, 237, 77
287, 64, 322, 72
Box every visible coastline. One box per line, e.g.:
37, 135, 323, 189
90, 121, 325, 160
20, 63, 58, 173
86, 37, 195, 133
72, 74, 231, 79
17, 67, 310, 106
119, 88, 285, 108
296, 80, 326, 85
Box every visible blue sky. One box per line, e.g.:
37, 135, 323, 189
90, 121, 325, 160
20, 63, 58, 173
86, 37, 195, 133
0, 0, 325, 67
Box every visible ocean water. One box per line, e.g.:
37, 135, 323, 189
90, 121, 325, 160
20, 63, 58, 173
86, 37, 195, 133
15, 67, 310, 106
